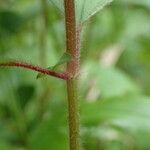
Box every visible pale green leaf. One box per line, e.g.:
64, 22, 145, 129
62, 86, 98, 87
49, 0, 64, 12
37, 52, 71, 79
53, 52, 71, 69
49, 0, 113, 24
75, 0, 113, 24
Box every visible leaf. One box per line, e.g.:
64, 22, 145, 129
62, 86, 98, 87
0, 11, 23, 38
76, 0, 113, 24
119, 0, 150, 9
80, 62, 140, 99
81, 96, 150, 149
37, 52, 71, 79
0, 140, 14, 150
49, 0, 113, 24
49, 0, 64, 12
81, 96, 150, 128
29, 101, 68, 150
29, 120, 68, 150
52, 52, 71, 69
17, 84, 35, 109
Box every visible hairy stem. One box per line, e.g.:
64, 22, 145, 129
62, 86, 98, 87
0, 61, 69, 80
64, 0, 80, 150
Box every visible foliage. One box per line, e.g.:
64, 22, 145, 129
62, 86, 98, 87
0, 0, 150, 150
49, 0, 113, 24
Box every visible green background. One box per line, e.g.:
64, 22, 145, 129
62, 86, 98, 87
0, 0, 150, 149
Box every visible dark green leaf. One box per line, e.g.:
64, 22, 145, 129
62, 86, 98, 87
0, 11, 23, 37
17, 84, 35, 109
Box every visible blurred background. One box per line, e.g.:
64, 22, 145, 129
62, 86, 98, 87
0, 0, 150, 149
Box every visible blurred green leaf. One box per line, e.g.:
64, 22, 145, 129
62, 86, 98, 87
49, 0, 113, 24
17, 84, 35, 109
0, 103, 12, 119
0, 11, 23, 37
82, 125, 135, 150
29, 101, 68, 150
82, 96, 150, 128
81, 96, 150, 149
81, 62, 140, 99
53, 52, 71, 68
0, 140, 13, 150
117, 0, 150, 9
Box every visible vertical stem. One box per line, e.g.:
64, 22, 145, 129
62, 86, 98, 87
64, 0, 80, 150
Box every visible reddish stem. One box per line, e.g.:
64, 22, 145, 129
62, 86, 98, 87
64, 0, 80, 149
0, 61, 69, 80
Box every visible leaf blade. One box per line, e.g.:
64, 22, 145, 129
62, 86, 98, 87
49, 0, 113, 24
76, 0, 113, 24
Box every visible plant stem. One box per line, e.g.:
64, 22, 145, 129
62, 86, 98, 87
64, 0, 80, 150
0, 61, 69, 80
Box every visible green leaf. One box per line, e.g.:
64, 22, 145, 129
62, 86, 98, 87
49, 0, 113, 24
76, 0, 113, 24
0, 140, 14, 150
29, 101, 68, 150
52, 52, 71, 69
17, 84, 35, 109
80, 62, 140, 99
29, 120, 68, 150
82, 96, 150, 128
0, 11, 23, 37
37, 52, 71, 79
118, 0, 150, 9
49, 0, 64, 12
81, 96, 150, 149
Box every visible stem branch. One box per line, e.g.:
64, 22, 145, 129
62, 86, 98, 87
0, 61, 69, 80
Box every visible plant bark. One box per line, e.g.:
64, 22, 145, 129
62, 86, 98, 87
64, 0, 80, 150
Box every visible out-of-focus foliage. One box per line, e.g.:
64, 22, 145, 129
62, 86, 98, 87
0, 0, 150, 150
49, 0, 113, 24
